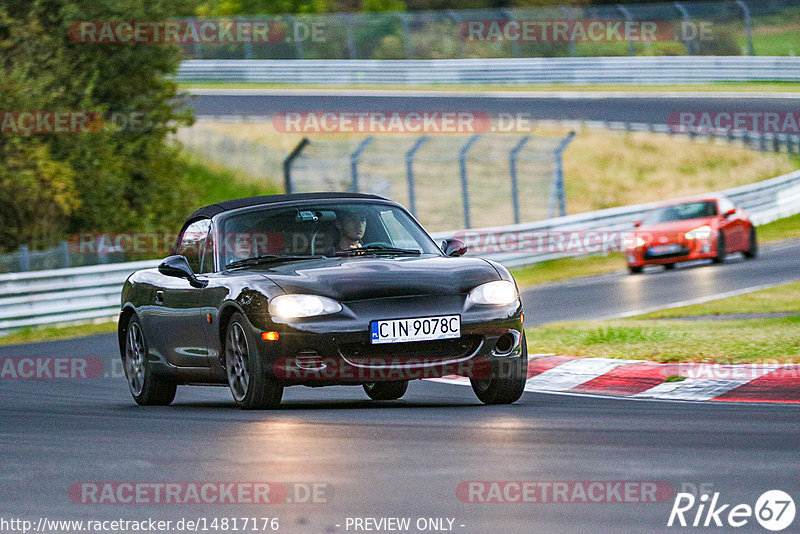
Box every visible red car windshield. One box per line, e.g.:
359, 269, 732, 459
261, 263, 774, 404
643, 201, 717, 225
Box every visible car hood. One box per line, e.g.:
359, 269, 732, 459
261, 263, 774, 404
252, 255, 500, 301
638, 217, 715, 235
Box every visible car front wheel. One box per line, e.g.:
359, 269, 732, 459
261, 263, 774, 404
712, 232, 726, 264
743, 227, 757, 259
470, 333, 528, 405
225, 312, 283, 409
123, 315, 176, 406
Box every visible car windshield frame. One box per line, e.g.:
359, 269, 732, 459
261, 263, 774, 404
642, 200, 718, 225
213, 199, 444, 270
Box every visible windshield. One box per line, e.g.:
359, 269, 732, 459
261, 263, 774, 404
643, 201, 717, 225
218, 202, 442, 267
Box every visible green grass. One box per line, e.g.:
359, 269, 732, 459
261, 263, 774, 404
756, 212, 800, 243
639, 281, 800, 319
526, 315, 800, 363
181, 153, 281, 206
0, 321, 118, 347
179, 81, 800, 93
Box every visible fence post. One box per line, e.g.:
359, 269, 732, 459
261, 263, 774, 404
559, 6, 577, 57
447, 10, 465, 59
397, 12, 413, 59
673, 2, 692, 55
405, 135, 429, 217
97, 235, 109, 264
17, 245, 30, 272
191, 19, 203, 59
350, 137, 374, 193
616, 5, 635, 56
288, 16, 304, 59
735, 0, 755, 56
509, 135, 532, 224
59, 240, 70, 269
344, 14, 357, 59
283, 138, 310, 194
459, 134, 481, 229
502, 9, 521, 58
549, 131, 575, 218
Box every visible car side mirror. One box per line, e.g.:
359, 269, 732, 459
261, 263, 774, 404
633, 220, 642, 228
723, 208, 736, 218
158, 255, 208, 288
442, 238, 468, 257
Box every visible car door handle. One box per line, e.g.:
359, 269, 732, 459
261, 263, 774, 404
155, 291, 164, 305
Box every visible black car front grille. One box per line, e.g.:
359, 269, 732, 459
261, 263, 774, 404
339, 335, 482, 365
643, 247, 690, 260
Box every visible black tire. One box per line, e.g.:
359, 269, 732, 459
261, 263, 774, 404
363, 380, 409, 400
629, 266, 643, 275
664, 263, 675, 270
470, 333, 528, 405
712, 232, 726, 264
743, 227, 758, 259
224, 312, 283, 409
123, 314, 176, 406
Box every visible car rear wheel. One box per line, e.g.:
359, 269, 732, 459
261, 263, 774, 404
743, 227, 757, 259
225, 312, 283, 409
629, 266, 643, 275
470, 333, 528, 405
363, 380, 409, 400
123, 315, 176, 406
712, 232, 726, 264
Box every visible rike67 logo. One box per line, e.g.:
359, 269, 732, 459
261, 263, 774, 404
668, 490, 795, 531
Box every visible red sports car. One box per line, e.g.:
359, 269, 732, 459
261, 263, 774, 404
625, 196, 757, 274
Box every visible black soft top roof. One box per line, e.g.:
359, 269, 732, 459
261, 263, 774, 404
186, 192, 388, 221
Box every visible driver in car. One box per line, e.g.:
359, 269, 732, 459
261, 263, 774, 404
335, 208, 367, 250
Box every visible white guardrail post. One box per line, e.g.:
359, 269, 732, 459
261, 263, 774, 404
2, 168, 800, 333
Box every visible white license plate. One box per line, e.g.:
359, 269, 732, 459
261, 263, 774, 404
649, 244, 681, 256
370, 315, 460, 344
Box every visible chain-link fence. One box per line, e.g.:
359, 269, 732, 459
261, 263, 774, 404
177, 0, 799, 60
285, 133, 574, 232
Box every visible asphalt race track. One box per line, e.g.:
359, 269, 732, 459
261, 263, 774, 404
188, 89, 800, 125
2, 241, 799, 533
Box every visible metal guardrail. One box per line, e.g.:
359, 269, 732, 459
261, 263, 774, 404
176, 57, 800, 85
0, 260, 159, 335
2, 168, 799, 334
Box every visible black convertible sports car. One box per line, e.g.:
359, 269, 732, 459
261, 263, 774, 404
119, 193, 527, 409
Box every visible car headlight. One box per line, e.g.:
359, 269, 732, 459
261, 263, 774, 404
467, 280, 519, 306
268, 294, 342, 318
628, 236, 647, 249
685, 225, 713, 240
